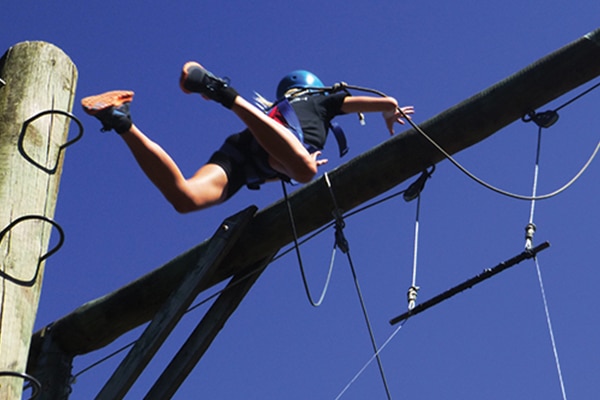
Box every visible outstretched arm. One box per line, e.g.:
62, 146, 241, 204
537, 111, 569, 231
341, 95, 414, 135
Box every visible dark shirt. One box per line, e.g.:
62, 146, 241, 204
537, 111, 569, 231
286, 91, 349, 149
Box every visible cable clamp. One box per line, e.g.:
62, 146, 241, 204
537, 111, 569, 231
407, 285, 420, 310
404, 165, 435, 202
324, 172, 349, 253
525, 222, 537, 250
522, 110, 559, 128
330, 81, 348, 92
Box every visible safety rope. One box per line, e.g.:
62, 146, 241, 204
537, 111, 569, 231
522, 114, 568, 399
334, 320, 407, 400
281, 180, 336, 307
315, 82, 600, 202
407, 193, 421, 311
402, 166, 434, 311
534, 256, 568, 400
323, 172, 393, 400
525, 125, 543, 249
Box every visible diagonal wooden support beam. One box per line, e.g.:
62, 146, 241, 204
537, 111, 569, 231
144, 253, 276, 400
95, 206, 257, 400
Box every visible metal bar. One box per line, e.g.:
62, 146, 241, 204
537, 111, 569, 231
96, 206, 257, 400
389, 242, 550, 325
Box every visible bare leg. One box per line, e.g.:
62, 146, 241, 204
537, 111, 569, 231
180, 62, 319, 183
120, 124, 229, 213
229, 96, 318, 183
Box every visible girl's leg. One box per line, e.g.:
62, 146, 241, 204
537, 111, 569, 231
180, 63, 318, 183
82, 90, 230, 213
120, 124, 230, 213
229, 96, 317, 182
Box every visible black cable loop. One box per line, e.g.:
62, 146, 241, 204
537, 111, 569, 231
0, 371, 42, 399
281, 180, 336, 307
0, 215, 65, 286
327, 82, 600, 202
18, 109, 84, 174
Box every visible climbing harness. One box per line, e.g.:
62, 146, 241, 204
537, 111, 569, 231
274, 96, 350, 158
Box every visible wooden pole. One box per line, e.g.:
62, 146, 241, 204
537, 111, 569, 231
28, 28, 600, 366
0, 42, 77, 398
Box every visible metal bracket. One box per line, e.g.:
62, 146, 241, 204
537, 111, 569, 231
522, 109, 559, 128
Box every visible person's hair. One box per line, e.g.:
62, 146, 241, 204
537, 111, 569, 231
253, 88, 306, 111
253, 91, 273, 111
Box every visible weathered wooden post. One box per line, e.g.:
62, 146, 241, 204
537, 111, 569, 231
0, 42, 77, 399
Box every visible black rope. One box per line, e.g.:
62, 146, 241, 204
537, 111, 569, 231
18, 109, 84, 174
281, 181, 337, 307
324, 81, 600, 202
0, 215, 65, 286
0, 371, 42, 399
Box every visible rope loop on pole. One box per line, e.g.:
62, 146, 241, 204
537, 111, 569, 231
0, 371, 42, 399
0, 215, 64, 286
18, 109, 84, 174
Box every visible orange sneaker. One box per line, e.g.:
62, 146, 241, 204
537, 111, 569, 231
81, 90, 134, 134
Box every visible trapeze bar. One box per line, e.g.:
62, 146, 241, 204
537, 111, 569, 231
389, 241, 550, 325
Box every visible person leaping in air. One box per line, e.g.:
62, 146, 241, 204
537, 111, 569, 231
81, 62, 414, 213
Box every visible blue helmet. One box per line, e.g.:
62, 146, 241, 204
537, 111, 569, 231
276, 70, 324, 99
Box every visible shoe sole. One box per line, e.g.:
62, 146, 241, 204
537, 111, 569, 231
180, 61, 211, 100
81, 90, 134, 115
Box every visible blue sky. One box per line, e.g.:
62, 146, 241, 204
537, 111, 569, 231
3, 1, 600, 399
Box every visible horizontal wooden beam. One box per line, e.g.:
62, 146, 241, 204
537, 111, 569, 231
28, 28, 600, 367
